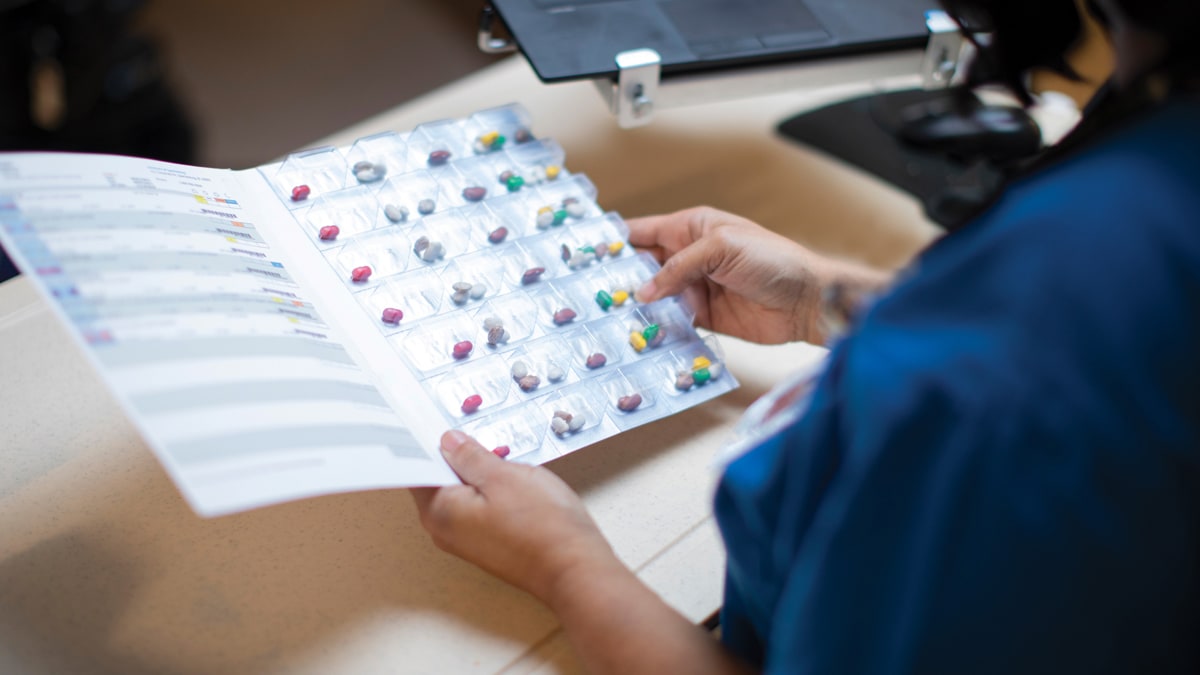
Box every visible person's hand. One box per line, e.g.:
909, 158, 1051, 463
412, 431, 623, 607
630, 207, 890, 345
629, 207, 825, 344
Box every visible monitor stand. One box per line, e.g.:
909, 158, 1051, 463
776, 87, 1010, 230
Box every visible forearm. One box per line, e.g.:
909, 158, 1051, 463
548, 558, 754, 675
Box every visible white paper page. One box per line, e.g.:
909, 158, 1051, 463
0, 153, 457, 516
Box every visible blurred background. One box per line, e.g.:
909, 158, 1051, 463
0, 0, 1111, 284
0, 0, 502, 169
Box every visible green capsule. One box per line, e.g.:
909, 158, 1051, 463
596, 290, 614, 310
693, 367, 712, 385
506, 175, 525, 192
553, 210, 568, 226
580, 245, 596, 255
642, 324, 660, 343
493, 135, 507, 149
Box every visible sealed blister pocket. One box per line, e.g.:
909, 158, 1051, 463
594, 358, 667, 430
344, 131, 407, 187
432, 355, 515, 419
660, 334, 729, 393
464, 103, 536, 155
561, 316, 627, 374
528, 175, 599, 231
503, 334, 575, 396
375, 169, 451, 224
393, 310, 481, 374
408, 209, 476, 266
326, 228, 411, 288
503, 137, 567, 187
538, 382, 616, 453
303, 186, 379, 245
526, 277, 596, 329
440, 248, 507, 308
458, 401, 549, 462
359, 267, 444, 334
409, 118, 472, 169
271, 146, 347, 208
472, 291, 541, 351
625, 298, 693, 355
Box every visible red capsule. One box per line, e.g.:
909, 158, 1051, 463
488, 226, 508, 244
521, 267, 546, 285
617, 393, 643, 412
291, 184, 311, 202
553, 308, 577, 325
428, 149, 452, 166
492, 445, 511, 459
452, 340, 473, 359
381, 307, 403, 324
351, 266, 372, 283
318, 225, 340, 241
462, 394, 483, 414
462, 186, 488, 202
585, 352, 607, 369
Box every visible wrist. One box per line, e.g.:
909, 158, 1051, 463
540, 547, 635, 614
806, 257, 891, 345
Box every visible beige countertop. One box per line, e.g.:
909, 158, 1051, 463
0, 55, 936, 674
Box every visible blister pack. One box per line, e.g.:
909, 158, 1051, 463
263, 104, 738, 462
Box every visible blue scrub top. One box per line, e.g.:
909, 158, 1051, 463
715, 98, 1200, 673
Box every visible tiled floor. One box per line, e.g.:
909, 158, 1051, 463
139, 0, 501, 169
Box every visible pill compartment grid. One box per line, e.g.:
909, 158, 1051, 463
262, 103, 737, 464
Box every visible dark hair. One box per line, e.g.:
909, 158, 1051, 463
1089, 0, 1200, 84
939, 0, 1200, 101
937, 0, 1084, 104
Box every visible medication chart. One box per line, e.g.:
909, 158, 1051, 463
0, 104, 737, 516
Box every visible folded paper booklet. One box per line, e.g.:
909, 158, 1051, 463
0, 104, 737, 516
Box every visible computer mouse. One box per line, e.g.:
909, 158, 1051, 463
897, 102, 1042, 163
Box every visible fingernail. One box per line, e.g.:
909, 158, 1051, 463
440, 430, 469, 455
635, 279, 657, 303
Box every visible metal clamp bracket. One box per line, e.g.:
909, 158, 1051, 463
921, 9, 968, 89
594, 48, 662, 129
478, 3, 517, 54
